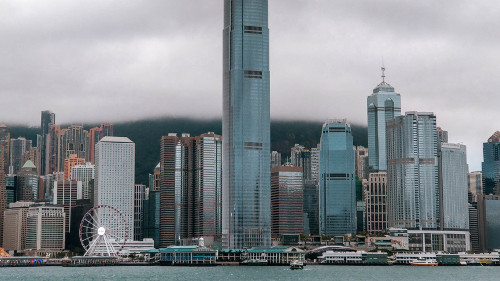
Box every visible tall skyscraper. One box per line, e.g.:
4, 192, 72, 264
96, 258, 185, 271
365, 172, 387, 234
468, 171, 483, 202
271, 151, 281, 168
134, 184, 146, 241
386, 112, 439, 230
0, 124, 10, 174
57, 125, 89, 172
367, 68, 401, 171
95, 136, 135, 241
40, 110, 55, 176
0, 145, 6, 246
355, 146, 369, 180
89, 123, 114, 164
17, 160, 39, 201
439, 143, 469, 230
159, 132, 223, 247
319, 119, 356, 236
71, 162, 95, 200
10, 137, 32, 174
46, 124, 61, 175
270, 165, 303, 239
482, 131, 500, 195
222, 0, 271, 248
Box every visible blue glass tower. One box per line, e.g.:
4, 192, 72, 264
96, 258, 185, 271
482, 131, 500, 195
319, 120, 356, 236
222, 0, 271, 248
367, 68, 401, 171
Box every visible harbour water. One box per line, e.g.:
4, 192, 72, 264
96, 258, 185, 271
1, 266, 500, 281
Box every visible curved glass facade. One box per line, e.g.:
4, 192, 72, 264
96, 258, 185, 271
222, 0, 271, 248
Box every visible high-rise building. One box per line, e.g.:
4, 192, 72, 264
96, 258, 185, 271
436, 127, 448, 147
22, 148, 41, 176
2, 201, 34, 251
270, 165, 303, 239
367, 68, 401, 172
89, 123, 114, 164
53, 180, 79, 233
303, 182, 319, 236
17, 160, 39, 201
46, 124, 61, 175
477, 194, 500, 251
71, 162, 95, 200
0, 124, 10, 173
355, 146, 369, 180
310, 145, 320, 184
40, 111, 55, 176
468, 171, 482, 202
10, 137, 32, 174
144, 165, 160, 248
0, 145, 6, 246
63, 154, 85, 180
25, 204, 65, 250
439, 143, 469, 230
159, 132, 223, 247
57, 125, 89, 172
386, 112, 439, 230
482, 131, 500, 195
319, 119, 356, 236
95, 136, 135, 241
291, 144, 312, 182
134, 184, 146, 241
222, 0, 271, 249
271, 151, 281, 168
365, 172, 387, 234
5, 175, 17, 205
468, 202, 480, 252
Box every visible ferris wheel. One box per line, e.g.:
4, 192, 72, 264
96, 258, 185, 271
79, 205, 129, 256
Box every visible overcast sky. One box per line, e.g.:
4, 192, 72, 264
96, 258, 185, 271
1, 0, 498, 171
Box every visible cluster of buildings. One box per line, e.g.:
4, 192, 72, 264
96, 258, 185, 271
0, 0, 499, 260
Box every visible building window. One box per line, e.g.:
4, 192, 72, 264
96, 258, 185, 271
244, 70, 263, 79
244, 26, 262, 34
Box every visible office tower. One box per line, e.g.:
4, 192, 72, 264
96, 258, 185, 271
365, 172, 387, 233
5, 175, 17, 204
303, 183, 319, 235
468, 171, 482, 202
144, 165, 160, 248
134, 184, 146, 241
25, 204, 65, 250
95, 137, 135, 241
22, 148, 41, 176
0, 145, 5, 246
439, 143, 469, 230
310, 145, 320, 183
477, 194, 500, 251
436, 127, 448, 147
355, 146, 369, 180
386, 112, 439, 230
89, 123, 114, 164
53, 180, 79, 233
63, 154, 85, 180
468, 202, 480, 252
270, 165, 303, 238
40, 111, 55, 176
319, 119, 356, 236
2, 201, 34, 251
71, 162, 94, 200
17, 160, 39, 201
0, 124, 10, 173
482, 131, 500, 195
367, 68, 401, 172
46, 124, 61, 175
291, 144, 312, 182
290, 144, 305, 165
159, 132, 223, 247
57, 125, 89, 172
222, 0, 271, 249
10, 137, 31, 174
271, 151, 281, 168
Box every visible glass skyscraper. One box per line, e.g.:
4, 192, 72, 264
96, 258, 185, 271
386, 112, 439, 230
439, 143, 469, 230
367, 70, 401, 171
222, 0, 271, 248
319, 120, 356, 236
482, 131, 500, 195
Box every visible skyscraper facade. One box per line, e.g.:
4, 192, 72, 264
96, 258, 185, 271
468, 171, 482, 201
270, 165, 303, 239
57, 125, 89, 172
222, 0, 271, 248
0, 145, 6, 246
17, 160, 39, 201
367, 70, 401, 171
319, 120, 356, 236
95, 137, 135, 241
482, 131, 500, 195
386, 112, 439, 230
10, 137, 32, 174
71, 162, 95, 200
89, 123, 114, 164
439, 143, 469, 230
365, 172, 387, 233
0, 124, 10, 174
40, 110, 55, 176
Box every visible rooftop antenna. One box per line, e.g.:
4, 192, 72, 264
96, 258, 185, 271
381, 57, 386, 82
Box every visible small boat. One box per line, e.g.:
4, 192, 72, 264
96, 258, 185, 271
290, 260, 304, 270
410, 258, 438, 266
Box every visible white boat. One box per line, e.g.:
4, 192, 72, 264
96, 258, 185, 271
410, 258, 438, 266
290, 260, 304, 270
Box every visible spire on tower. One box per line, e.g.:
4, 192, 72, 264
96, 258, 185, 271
381, 66, 386, 82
